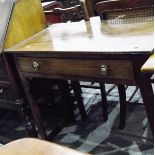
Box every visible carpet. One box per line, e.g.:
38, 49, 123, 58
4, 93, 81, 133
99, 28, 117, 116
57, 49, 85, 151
0, 83, 153, 155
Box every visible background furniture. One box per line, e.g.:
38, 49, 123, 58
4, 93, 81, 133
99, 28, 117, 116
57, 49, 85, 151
95, 0, 154, 129
0, 1, 37, 142
1, 0, 50, 140
0, 55, 37, 143
42, 1, 62, 24
43, 0, 111, 122
43, 0, 89, 23
42, 0, 88, 121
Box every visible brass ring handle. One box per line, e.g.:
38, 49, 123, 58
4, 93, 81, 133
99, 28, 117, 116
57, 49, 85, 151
100, 65, 109, 76
32, 61, 40, 71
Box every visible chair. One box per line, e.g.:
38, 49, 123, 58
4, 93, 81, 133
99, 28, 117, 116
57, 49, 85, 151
95, 0, 154, 129
141, 53, 154, 75
42, 1, 62, 24
0, 138, 91, 155
44, 1, 89, 22
0, 55, 37, 143
43, 0, 113, 122
42, 1, 88, 121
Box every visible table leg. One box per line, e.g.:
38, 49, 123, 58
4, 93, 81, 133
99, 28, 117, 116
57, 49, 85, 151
100, 83, 108, 122
5, 54, 47, 139
118, 85, 126, 130
138, 74, 154, 134
19, 80, 47, 139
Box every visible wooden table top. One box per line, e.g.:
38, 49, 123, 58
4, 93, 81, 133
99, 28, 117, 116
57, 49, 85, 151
0, 138, 91, 155
5, 16, 154, 54
141, 53, 154, 73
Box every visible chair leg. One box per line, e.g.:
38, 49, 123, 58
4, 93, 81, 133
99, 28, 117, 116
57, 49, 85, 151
71, 81, 87, 121
19, 99, 38, 137
118, 85, 126, 130
59, 80, 76, 123
99, 83, 108, 122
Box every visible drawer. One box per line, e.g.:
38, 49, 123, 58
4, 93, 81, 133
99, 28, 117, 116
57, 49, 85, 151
17, 57, 135, 82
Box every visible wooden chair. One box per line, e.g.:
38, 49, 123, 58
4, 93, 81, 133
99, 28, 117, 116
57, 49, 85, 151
42, 1, 88, 121
95, 0, 154, 129
0, 1, 38, 142
141, 53, 154, 74
0, 138, 91, 155
1, 0, 86, 141
95, 0, 154, 15
0, 55, 38, 143
44, 0, 89, 22
42, 1, 62, 24
43, 0, 113, 122
2, 0, 53, 140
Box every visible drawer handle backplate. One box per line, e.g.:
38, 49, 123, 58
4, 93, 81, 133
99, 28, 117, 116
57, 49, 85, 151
100, 64, 109, 76
32, 61, 40, 71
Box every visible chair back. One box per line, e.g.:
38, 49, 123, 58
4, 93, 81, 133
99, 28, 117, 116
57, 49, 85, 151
44, 0, 89, 23
4, 0, 47, 50
95, 0, 154, 20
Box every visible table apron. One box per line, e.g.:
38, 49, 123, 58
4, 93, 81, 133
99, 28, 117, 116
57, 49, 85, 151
17, 57, 136, 85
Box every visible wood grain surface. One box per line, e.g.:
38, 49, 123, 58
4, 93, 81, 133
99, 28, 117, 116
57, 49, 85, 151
0, 138, 91, 155
141, 53, 154, 73
4, 0, 47, 49
17, 57, 135, 82
5, 17, 153, 53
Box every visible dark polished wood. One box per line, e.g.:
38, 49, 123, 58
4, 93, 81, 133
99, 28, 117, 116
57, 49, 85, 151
100, 83, 108, 122
17, 57, 135, 84
95, 0, 154, 15
44, 2, 88, 22
85, 0, 96, 16
137, 73, 154, 133
71, 81, 87, 121
118, 85, 126, 129
42, 1, 62, 24
3, 15, 154, 136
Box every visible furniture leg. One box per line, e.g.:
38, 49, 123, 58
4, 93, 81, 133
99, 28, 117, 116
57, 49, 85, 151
138, 74, 154, 134
18, 99, 38, 137
118, 85, 126, 129
59, 80, 76, 123
4, 54, 47, 139
71, 81, 87, 121
100, 83, 108, 122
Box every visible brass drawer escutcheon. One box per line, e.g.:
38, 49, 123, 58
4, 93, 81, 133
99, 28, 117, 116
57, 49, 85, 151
32, 61, 40, 71
100, 64, 109, 76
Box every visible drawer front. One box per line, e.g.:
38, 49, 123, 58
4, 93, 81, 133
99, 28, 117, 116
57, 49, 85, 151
17, 57, 134, 81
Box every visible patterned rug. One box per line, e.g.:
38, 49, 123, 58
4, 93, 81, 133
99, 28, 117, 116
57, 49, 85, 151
0, 83, 153, 155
